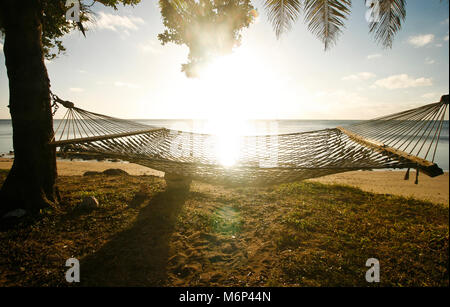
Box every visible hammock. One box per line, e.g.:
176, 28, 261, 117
49, 94, 449, 185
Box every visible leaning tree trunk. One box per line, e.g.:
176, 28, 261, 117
0, 0, 58, 215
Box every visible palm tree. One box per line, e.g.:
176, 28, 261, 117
264, 0, 406, 50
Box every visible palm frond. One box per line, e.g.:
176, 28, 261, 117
264, 0, 302, 39
303, 0, 352, 51
368, 0, 406, 48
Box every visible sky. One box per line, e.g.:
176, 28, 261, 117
0, 0, 449, 120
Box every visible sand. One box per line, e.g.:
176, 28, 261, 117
0, 158, 448, 205
0, 158, 164, 177
310, 170, 449, 205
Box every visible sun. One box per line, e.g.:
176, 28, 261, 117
199, 48, 267, 119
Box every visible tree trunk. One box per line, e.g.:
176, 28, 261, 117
0, 0, 58, 215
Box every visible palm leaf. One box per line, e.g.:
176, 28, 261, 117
264, 0, 302, 39
368, 0, 406, 48
303, 0, 352, 50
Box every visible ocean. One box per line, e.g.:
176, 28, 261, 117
1, 119, 448, 170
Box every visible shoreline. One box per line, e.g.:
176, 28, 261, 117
0, 158, 448, 205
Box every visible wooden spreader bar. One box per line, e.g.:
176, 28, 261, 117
337, 126, 444, 177
49, 127, 166, 146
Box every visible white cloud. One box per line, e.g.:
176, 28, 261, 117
0, 42, 3, 52
114, 81, 141, 89
444, 34, 449, 41
342, 72, 376, 81
373, 74, 432, 89
425, 57, 435, 65
407, 34, 435, 47
69, 87, 84, 92
93, 12, 145, 34
367, 53, 382, 60
442, 18, 449, 25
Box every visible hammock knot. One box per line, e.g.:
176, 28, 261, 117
51, 92, 75, 109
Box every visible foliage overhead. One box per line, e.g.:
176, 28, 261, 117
158, 0, 256, 77
0, 0, 141, 60
158, 0, 411, 77
263, 0, 407, 51
303, 0, 352, 50
368, 0, 406, 48
0, 0, 429, 75
264, 0, 302, 39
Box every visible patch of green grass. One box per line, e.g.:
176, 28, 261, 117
271, 181, 449, 287
210, 206, 244, 235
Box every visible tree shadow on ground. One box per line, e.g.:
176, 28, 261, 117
79, 189, 188, 286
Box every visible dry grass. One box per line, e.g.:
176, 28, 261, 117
0, 169, 448, 286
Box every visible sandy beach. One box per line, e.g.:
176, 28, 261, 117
0, 158, 448, 205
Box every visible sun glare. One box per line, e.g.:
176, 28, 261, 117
202, 118, 251, 167
199, 50, 263, 167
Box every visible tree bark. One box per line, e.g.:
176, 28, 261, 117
0, 0, 58, 215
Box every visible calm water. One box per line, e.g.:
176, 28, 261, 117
1, 119, 448, 170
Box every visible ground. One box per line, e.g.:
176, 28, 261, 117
0, 169, 448, 286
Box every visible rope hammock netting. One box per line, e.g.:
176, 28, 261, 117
50, 93, 449, 186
